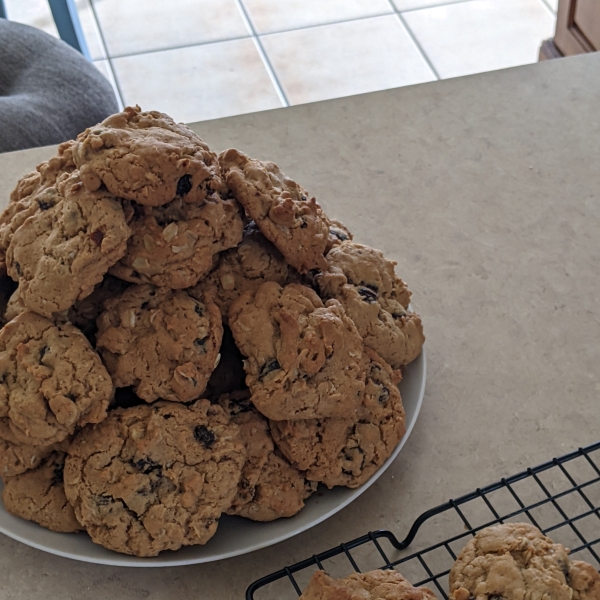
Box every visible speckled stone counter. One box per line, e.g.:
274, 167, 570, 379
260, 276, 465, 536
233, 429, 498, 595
0, 52, 599, 600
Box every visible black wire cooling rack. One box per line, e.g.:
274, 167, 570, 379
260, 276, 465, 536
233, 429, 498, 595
246, 441, 600, 600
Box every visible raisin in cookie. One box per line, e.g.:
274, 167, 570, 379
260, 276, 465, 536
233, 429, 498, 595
96, 285, 222, 403
316, 242, 424, 369
325, 218, 353, 253
449, 523, 574, 600
229, 282, 365, 421
109, 193, 244, 289
6, 172, 131, 318
300, 569, 437, 600
218, 391, 315, 521
64, 400, 245, 557
0, 311, 112, 447
0, 141, 76, 274
219, 149, 329, 273
271, 348, 405, 488
73, 106, 223, 207
189, 222, 292, 323
2, 449, 82, 533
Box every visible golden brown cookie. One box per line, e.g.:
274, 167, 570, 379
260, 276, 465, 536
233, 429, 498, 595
569, 560, 600, 600
6, 172, 131, 318
316, 242, 423, 369
219, 149, 329, 273
3, 287, 25, 323
271, 348, 405, 488
2, 449, 82, 533
218, 391, 315, 521
109, 191, 244, 289
73, 106, 223, 207
449, 523, 573, 600
0, 311, 112, 447
299, 569, 437, 600
229, 282, 366, 421
189, 221, 292, 323
64, 400, 245, 557
0, 431, 64, 478
96, 284, 223, 403
0, 141, 76, 274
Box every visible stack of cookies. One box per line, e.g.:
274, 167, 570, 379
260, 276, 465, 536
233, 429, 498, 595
0, 106, 424, 557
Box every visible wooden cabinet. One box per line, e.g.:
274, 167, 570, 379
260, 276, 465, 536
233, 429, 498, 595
540, 0, 600, 60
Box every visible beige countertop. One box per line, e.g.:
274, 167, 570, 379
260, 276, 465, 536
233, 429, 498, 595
1, 52, 599, 599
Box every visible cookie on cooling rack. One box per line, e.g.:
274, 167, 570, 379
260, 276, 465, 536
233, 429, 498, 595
270, 347, 406, 488
569, 560, 600, 600
218, 391, 315, 521
0, 311, 112, 447
219, 149, 329, 273
449, 523, 573, 600
64, 400, 245, 557
73, 106, 223, 207
299, 569, 437, 600
316, 242, 423, 369
2, 448, 82, 533
229, 282, 365, 421
96, 284, 222, 403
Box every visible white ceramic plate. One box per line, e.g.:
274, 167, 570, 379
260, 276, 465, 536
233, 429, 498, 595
0, 348, 426, 566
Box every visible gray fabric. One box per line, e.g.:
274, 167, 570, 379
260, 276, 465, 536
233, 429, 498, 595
0, 19, 118, 153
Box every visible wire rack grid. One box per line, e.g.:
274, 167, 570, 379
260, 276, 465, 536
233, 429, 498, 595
246, 440, 600, 600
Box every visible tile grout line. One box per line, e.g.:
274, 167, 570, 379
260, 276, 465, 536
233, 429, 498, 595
400, 0, 474, 13
246, 10, 394, 37
88, 0, 126, 108
102, 34, 254, 61
385, 0, 442, 80
233, 0, 289, 107
538, 0, 557, 16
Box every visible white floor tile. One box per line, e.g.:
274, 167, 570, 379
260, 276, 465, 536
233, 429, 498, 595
111, 39, 283, 123
93, 59, 124, 109
77, 0, 107, 60
4, 0, 59, 38
544, 0, 558, 12
261, 15, 436, 105
392, 0, 465, 11
403, 0, 555, 79
241, 0, 392, 34
93, 0, 250, 57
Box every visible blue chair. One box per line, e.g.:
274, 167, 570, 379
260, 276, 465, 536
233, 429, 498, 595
0, 0, 90, 59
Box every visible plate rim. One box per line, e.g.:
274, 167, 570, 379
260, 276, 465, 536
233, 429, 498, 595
0, 347, 426, 567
